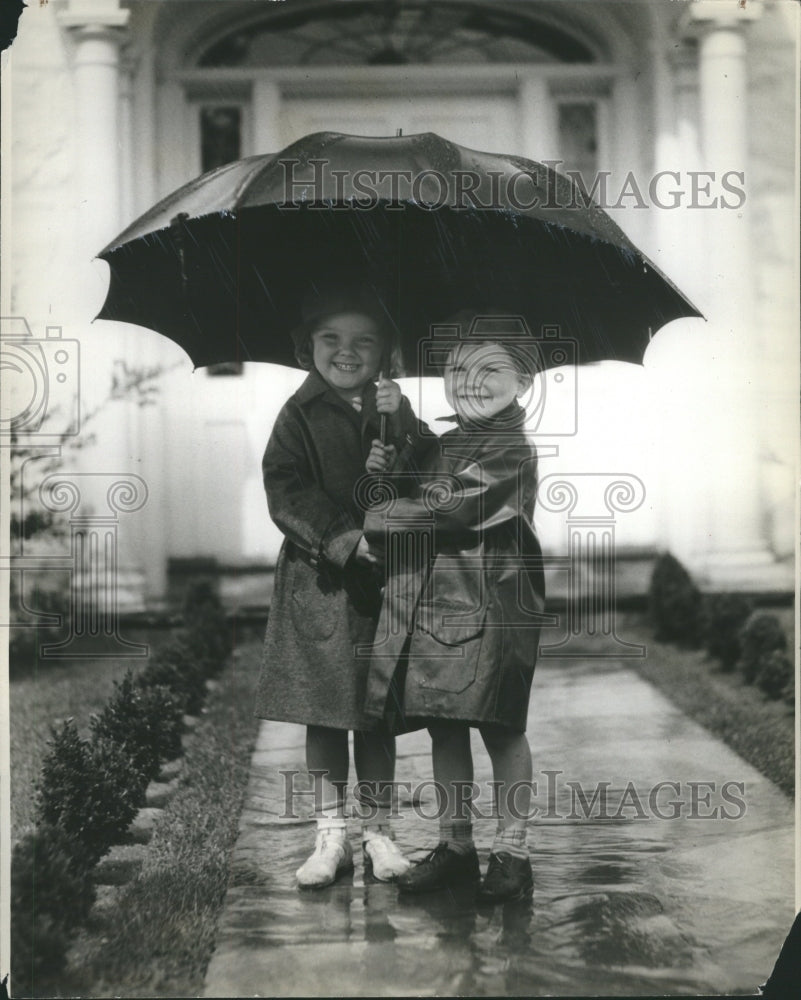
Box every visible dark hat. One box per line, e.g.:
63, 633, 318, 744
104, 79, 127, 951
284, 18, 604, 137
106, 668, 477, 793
290, 280, 404, 376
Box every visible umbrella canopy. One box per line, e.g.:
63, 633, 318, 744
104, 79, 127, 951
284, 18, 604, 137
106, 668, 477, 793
97, 131, 702, 372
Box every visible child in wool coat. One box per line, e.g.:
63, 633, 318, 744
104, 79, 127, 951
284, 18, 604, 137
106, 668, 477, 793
256, 282, 424, 889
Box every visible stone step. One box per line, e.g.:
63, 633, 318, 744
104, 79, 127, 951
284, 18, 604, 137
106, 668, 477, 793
146, 776, 181, 808
158, 757, 184, 783
93, 843, 148, 886
128, 806, 163, 844
86, 884, 124, 925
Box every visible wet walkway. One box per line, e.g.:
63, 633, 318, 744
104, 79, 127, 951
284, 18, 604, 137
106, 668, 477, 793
203, 657, 795, 997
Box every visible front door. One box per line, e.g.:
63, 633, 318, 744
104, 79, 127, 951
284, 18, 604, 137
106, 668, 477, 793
280, 93, 520, 153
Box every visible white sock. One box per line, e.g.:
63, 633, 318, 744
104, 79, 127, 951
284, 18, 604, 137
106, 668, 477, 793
491, 825, 528, 860
363, 824, 394, 842
316, 817, 347, 839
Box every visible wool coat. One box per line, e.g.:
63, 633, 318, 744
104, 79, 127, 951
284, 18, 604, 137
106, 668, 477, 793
362, 402, 546, 732
255, 368, 423, 731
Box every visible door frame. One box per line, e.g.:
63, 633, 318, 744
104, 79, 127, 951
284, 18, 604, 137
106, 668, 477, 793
161, 64, 629, 194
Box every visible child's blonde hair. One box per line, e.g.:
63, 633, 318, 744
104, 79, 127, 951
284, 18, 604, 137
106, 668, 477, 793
437, 309, 542, 382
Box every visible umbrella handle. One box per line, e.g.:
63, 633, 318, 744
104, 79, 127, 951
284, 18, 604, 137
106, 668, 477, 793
378, 369, 389, 445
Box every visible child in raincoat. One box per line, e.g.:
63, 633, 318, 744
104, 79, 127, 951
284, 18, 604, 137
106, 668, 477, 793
255, 282, 424, 889
364, 316, 546, 902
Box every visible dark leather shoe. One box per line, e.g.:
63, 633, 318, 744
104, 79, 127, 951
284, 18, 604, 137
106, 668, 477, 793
477, 852, 533, 903
397, 842, 480, 894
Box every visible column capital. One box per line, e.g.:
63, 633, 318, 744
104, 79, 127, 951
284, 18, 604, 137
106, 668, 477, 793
57, 0, 130, 35
40, 472, 148, 520
537, 473, 646, 521
681, 0, 762, 36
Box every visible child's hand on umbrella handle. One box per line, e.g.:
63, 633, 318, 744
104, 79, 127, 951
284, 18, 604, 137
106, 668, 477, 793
353, 535, 383, 568
366, 439, 397, 474
375, 374, 401, 415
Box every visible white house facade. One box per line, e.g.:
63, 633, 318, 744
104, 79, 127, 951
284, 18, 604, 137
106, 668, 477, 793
3, 0, 798, 609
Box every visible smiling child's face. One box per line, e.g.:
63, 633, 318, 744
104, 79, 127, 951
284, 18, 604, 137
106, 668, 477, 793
444, 342, 528, 422
310, 312, 384, 398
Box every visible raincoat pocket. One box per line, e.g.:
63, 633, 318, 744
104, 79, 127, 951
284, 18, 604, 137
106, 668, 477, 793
291, 574, 337, 640
410, 602, 486, 694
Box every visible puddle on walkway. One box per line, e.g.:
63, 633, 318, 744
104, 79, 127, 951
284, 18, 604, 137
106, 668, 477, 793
226, 823, 745, 997
211, 672, 793, 998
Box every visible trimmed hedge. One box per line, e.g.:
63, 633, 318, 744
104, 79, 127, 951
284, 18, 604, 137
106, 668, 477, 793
10, 823, 96, 988
37, 720, 149, 869
11, 588, 233, 994
182, 580, 233, 669
756, 649, 794, 702
738, 613, 788, 685
138, 634, 210, 715
702, 593, 754, 671
648, 553, 703, 647
91, 673, 184, 780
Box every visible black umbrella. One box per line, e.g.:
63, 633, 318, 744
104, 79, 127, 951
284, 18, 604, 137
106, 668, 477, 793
97, 131, 701, 373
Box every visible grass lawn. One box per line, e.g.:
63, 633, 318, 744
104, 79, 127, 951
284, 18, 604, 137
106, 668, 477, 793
53, 634, 263, 998
621, 611, 795, 798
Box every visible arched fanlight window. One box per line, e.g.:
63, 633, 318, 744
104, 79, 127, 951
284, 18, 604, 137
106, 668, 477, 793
197, 1, 598, 68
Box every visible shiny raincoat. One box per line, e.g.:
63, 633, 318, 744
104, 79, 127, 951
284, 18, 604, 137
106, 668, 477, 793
255, 368, 423, 731
362, 402, 546, 732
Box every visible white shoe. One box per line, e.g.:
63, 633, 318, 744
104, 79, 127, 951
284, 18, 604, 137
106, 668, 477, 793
363, 831, 412, 882
296, 827, 353, 889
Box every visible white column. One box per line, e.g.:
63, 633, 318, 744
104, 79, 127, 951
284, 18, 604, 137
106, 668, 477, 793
58, 1, 155, 609
517, 75, 557, 163
252, 79, 283, 153
610, 73, 645, 246
58, 1, 130, 256
682, 1, 776, 587
697, 22, 752, 334
672, 43, 702, 176
118, 45, 138, 226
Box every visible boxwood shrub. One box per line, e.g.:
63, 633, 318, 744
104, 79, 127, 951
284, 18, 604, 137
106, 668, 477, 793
702, 593, 754, 671
91, 672, 184, 778
138, 633, 211, 713
738, 613, 788, 685
10, 822, 96, 992
648, 553, 703, 647
182, 580, 232, 669
755, 648, 794, 701
37, 720, 149, 869
13, 611, 230, 989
